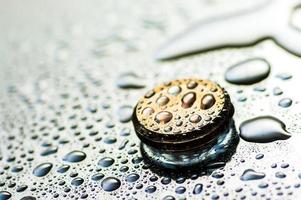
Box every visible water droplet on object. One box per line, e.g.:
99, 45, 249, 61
201, 94, 216, 109
156, 96, 169, 106
155, 111, 173, 124
187, 81, 198, 89
240, 169, 265, 181
239, 116, 291, 143
142, 107, 154, 116
145, 90, 155, 98
181, 92, 196, 108
98, 157, 114, 167
33, 163, 53, 177
63, 150, 86, 163
189, 114, 202, 123
278, 98, 292, 108
0, 191, 11, 200
101, 177, 121, 192
225, 58, 270, 85
168, 86, 181, 95
117, 73, 146, 89
117, 105, 133, 123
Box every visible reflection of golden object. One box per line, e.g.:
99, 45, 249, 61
132, 79, 234, 151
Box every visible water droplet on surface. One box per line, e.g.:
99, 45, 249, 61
258, 182, 269, 189
225, 58, 270, 85
240, 169, 265, 181
71, 177, 84, 186
63, 150, 86, 163
41, 146, 58, 156
239, 116, 291, 143
276, 73, 292, 80
175, 186, 186, 194
57, 164, 70, 173
273, 87, 283, 96
101, 177, 121, 192
126, 173, 140, 182
16, 185, 28, 192
278, 98, 292, 108
117, 73, 146, 89
0, 191, 11, 200
33, 163, 53, 177
145, 185, 156, 193
91, 173, 104, 181
117, 105, 133, 123
98, 157, 114, 167
256, 153, 264, 160
193, 184, 203, 195
275, 171, 286, 178
201, 94, 216, 109
181, 92, 196, 108
155, 111, 173, 124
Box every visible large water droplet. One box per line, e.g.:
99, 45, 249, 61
33, 163, 53, 177
0, 191, 11, 200
239, 116, 291, 143
63, 150, 86, 163
225, 58, 270, 85
240, 169, 265, 181
101, 177, 121, 192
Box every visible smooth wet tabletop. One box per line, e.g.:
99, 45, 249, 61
1, 0, 301, 199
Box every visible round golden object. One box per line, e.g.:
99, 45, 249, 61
132, 79, 234, 151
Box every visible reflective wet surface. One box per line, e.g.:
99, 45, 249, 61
1, 0, 301, 199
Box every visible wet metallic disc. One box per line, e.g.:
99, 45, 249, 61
132, 79, 234, 151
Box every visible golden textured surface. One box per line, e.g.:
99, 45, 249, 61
135, 79, 227, 134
